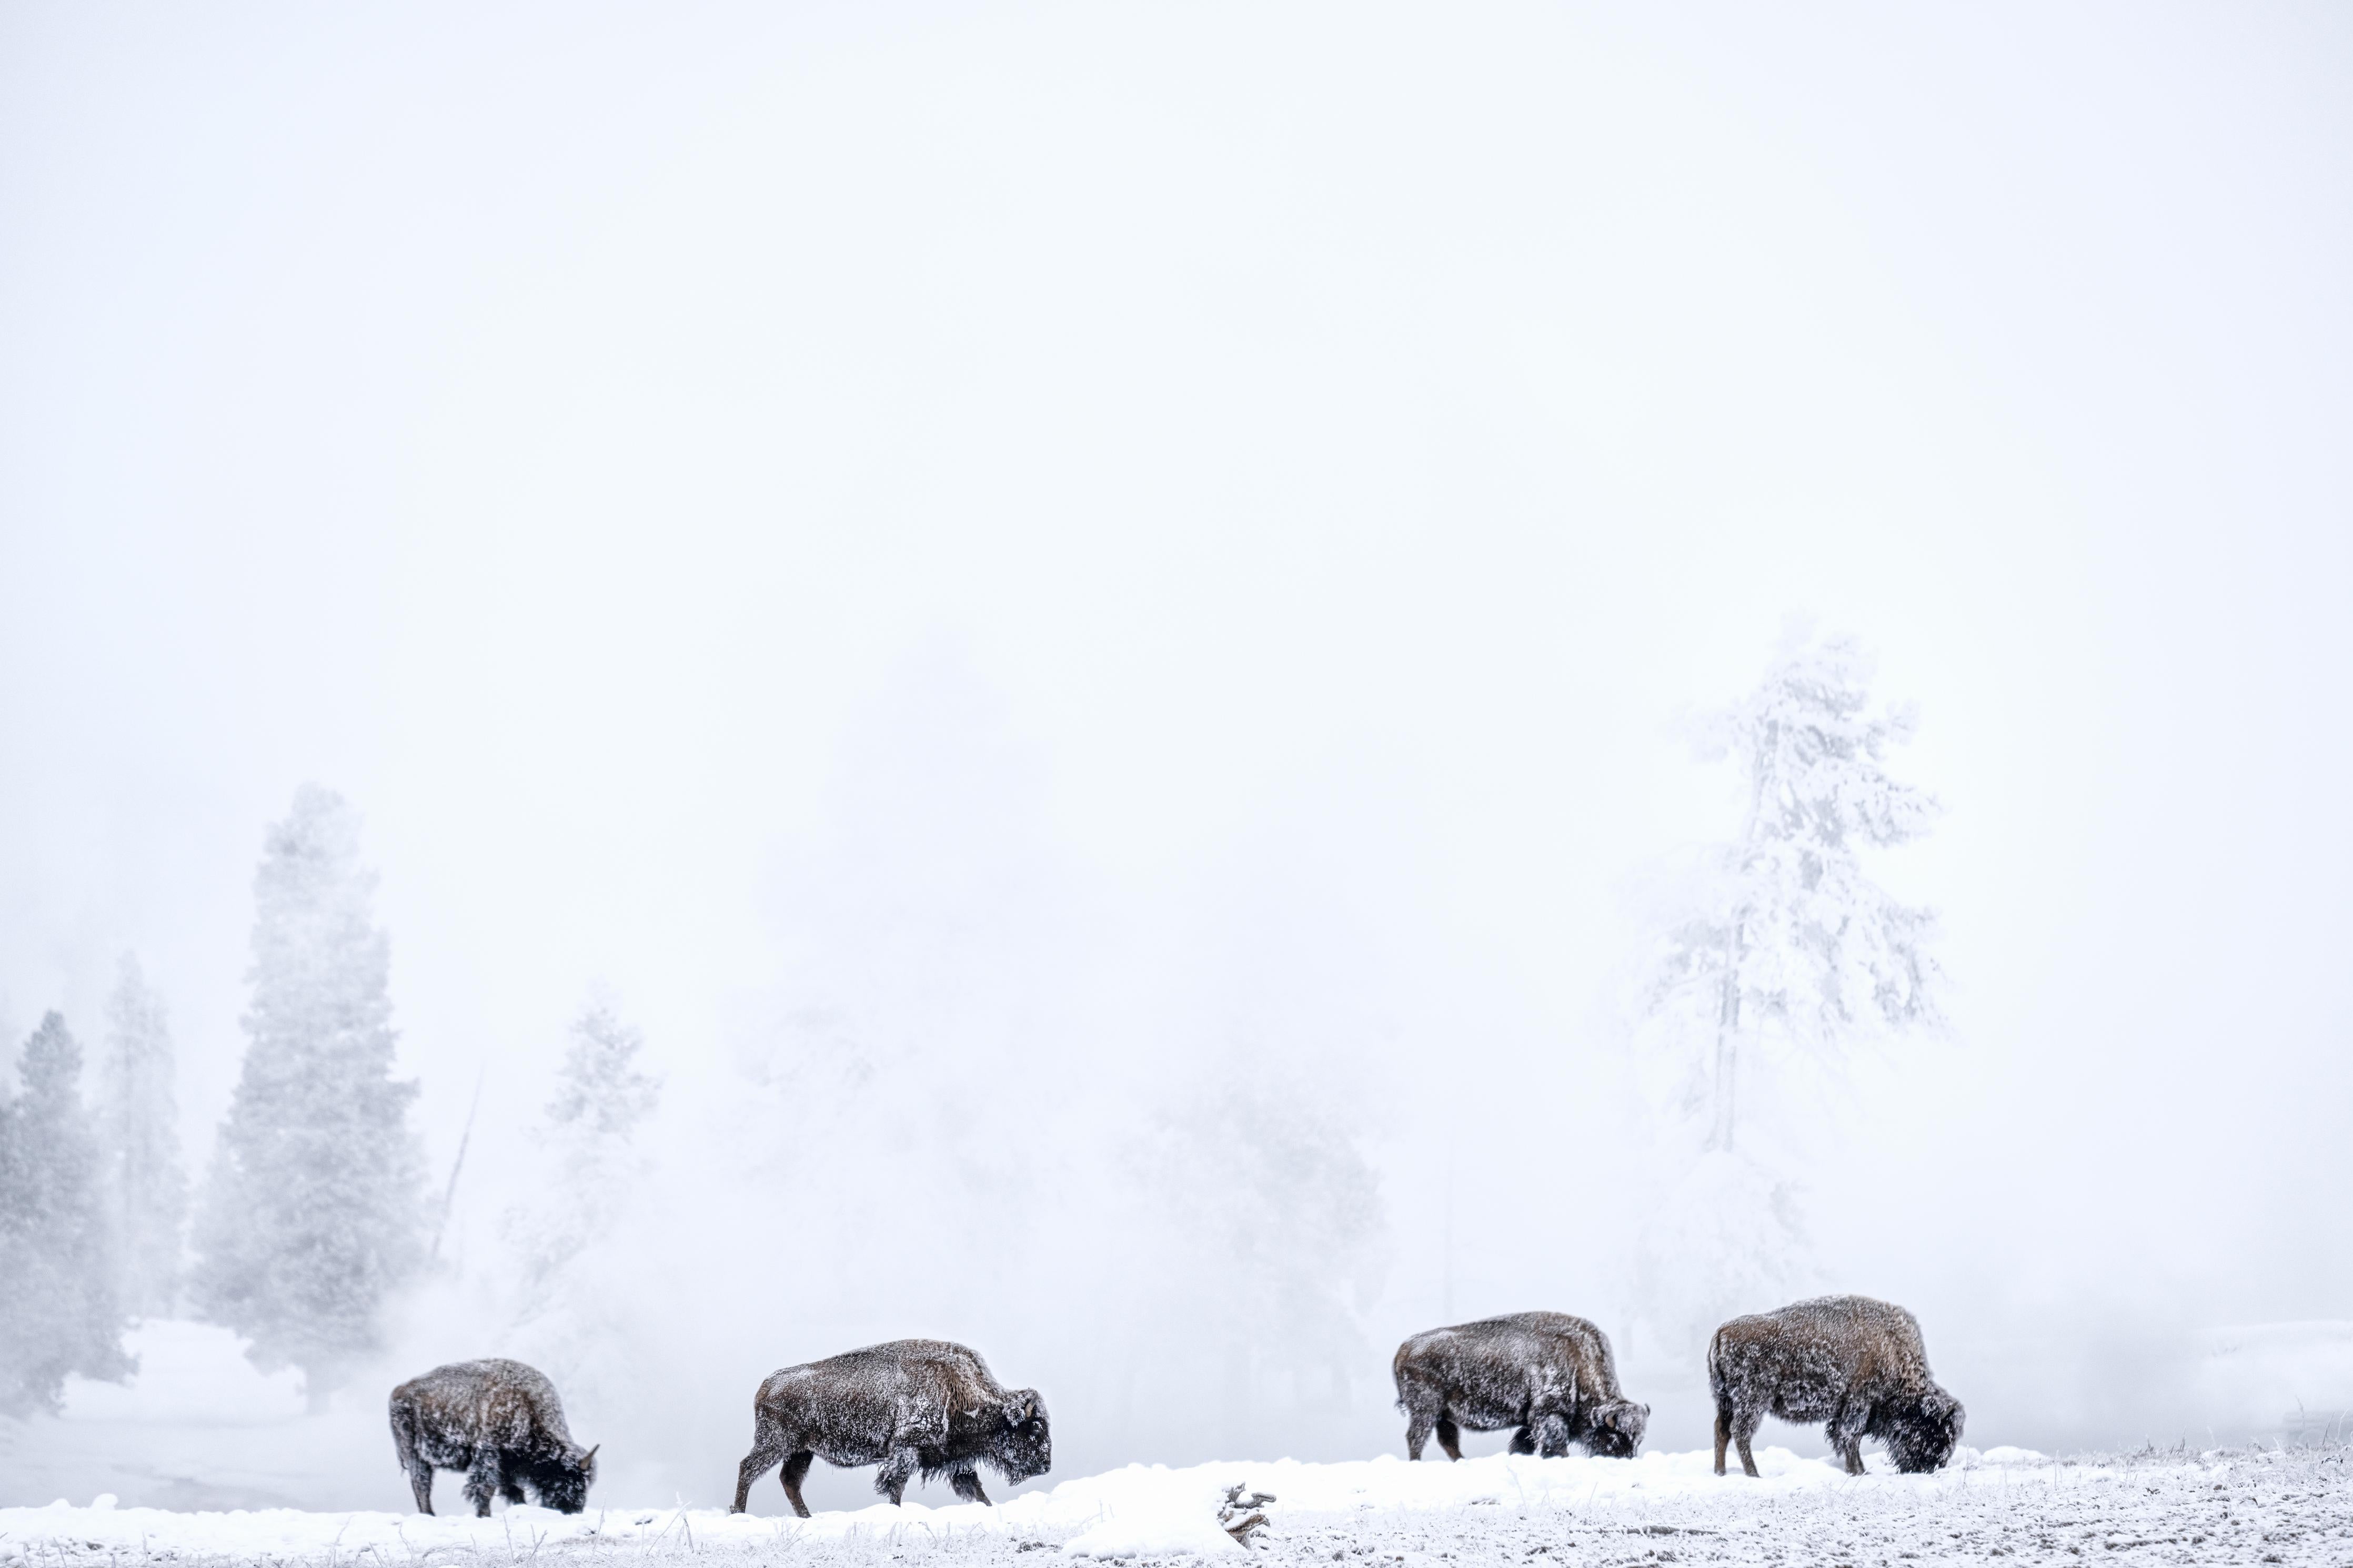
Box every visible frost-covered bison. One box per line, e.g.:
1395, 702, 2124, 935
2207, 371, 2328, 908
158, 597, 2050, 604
1392, 1312, 1650, 1460
388, 1359, 599, 1515
730, 1339, 1051, 1517
1709, 1294, 1965, 1477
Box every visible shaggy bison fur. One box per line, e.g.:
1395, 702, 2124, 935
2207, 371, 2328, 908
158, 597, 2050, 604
1392, 1312, 1650, 1461
388, 1359, 598, 1515
730, 1339, 1050, 1518
1709, 1294, 1965, 1477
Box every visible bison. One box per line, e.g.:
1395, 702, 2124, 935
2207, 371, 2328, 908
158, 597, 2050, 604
1392, 1312, 1650, 1461
730, 1339, 1050, 1518
388, 1359, 598, 1515
1708, 1294, 1965, 1477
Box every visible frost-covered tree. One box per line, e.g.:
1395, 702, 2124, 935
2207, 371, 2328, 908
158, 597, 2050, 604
97, 955, 186, 1319
0, 1013, 133, 1414
1646, 631, 1943, 1152
1629, 632, 1943, 1360
191, 786, 424, 1409
506, 1002, 661, 1318
498, 1002, 661, 1407
1144, 1070, 1388, 1423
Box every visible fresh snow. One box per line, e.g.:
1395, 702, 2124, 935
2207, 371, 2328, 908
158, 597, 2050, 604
4, 1445, 2349, 1565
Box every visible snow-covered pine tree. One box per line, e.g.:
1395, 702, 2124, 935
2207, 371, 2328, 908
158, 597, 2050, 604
506, 1003, 661, 1317
1646, 630, 1943, 1152
98, 955, 186, 1319
500, 1003, 661, 1398
0, 1013, 133, 1415
1626, 632, 1943, 1363
190, 786, 424, 1409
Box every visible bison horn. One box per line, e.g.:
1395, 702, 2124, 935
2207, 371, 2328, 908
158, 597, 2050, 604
584, 1444, 600, 1462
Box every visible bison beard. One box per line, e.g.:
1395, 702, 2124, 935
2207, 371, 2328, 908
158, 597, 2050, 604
388, 1359, 598, 1516
1709, 1294, 1965, 1478
730, 1339, 1051, 1518
1392, 1312, 1649, 1462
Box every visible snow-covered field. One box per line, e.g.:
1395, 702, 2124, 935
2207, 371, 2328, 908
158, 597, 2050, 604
5, 1445, 2348, 1567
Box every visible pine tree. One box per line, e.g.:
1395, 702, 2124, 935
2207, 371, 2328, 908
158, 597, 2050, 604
1646, 631, 1943, 1151
190, 786, 424, 1409
507, 1005, 660, 1309
1630, 632, 1944, 1359
0, 1013, 133, 1414
98, 955, 187, 1319
502, 1003, 661, 1398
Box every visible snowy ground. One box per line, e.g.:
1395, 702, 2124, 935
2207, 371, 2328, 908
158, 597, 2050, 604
5, 1445, 2348, 1567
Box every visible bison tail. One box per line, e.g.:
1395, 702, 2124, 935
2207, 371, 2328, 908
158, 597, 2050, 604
1391, 1350, 1422, 1415
388, 1399, 419, 1467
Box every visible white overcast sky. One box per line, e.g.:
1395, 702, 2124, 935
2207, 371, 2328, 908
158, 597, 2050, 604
3, 1, 2350, 1363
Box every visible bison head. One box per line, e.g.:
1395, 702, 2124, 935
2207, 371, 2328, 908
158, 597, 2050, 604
1883, 1388, 1963, 1474
994, 1390, 1051, 1482
534, 1443, 598, 1513
1582, 1398, 1649, 1459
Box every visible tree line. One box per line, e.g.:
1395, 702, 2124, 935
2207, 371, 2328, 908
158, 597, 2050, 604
0, 630, 1940, 1419
0, 963, 175, 1413
0, 786, 435, 1414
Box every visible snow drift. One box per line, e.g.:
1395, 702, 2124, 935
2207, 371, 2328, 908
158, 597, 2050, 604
0, 1444, 2071, 1562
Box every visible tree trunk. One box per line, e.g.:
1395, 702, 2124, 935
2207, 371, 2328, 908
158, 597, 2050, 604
1707, 927, 1744, 1151
1708, 735, 1772, 1155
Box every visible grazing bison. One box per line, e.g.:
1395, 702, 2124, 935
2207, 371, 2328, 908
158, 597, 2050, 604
730, 1339, 1050, 1518
1392, 1312, 1650, 1461
1709, 1294, 1965, 1477
388, 1359, 598, 1515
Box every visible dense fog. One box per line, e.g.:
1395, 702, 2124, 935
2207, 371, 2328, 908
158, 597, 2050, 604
3, 0, 2350, 1515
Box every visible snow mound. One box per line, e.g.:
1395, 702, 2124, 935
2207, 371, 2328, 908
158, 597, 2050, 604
1061, 1510, 1243, 1558
1974, 1445, 2052, 1465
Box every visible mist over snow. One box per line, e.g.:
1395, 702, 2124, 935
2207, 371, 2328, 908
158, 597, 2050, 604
3, 0, 2351, 1519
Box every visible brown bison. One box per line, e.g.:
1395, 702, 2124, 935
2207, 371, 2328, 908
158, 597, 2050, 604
730, 1339, 1050, 1518
1392, 1312, 1650, 1460
1709, 1294, 1965, 1477
388, 1359, 598, 1515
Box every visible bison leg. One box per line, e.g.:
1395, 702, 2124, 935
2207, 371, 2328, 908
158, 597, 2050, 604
875, 1445, 918, 1506
1403, 1402, 1437, 1461
949, 1467, 991, 1506
1530, 1413, 1571, 1459
1435, 1415, 1463, 1462
731, 1416, 791, 1515
390, 1405, 436, 1514
406, 1461, 437, 1515
1506, 1426, 1535, 1455
1828, 1403, 1869, 1476
462, 1450, 501, 1518
496, 1449, 527, 1509
1712, 1401, 1732, 1477
398, 1445, 437, 1514
779, 1452, 815, 1519
1732, 1405, 1764, 1479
